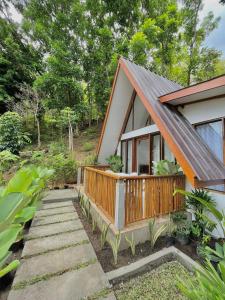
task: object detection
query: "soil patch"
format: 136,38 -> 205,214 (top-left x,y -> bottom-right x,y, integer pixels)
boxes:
73,201 -> 200,272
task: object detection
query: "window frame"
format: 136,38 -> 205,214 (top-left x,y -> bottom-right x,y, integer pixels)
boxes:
194,118 -> 225,193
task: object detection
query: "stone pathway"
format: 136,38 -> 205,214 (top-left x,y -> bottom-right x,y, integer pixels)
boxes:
8,189 -> 115,300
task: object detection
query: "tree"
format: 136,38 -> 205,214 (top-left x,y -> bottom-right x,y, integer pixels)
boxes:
0,2 -> 42,112
12,83 -> 43,148
60,108 -> 80,152
181,0 -> 221,85
129,1 -> 181,78
0,112 -> 30,154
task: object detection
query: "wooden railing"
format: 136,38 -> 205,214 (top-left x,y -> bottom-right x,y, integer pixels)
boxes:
83,166 -> 185,229
124,175 -> 185,225
84,167 -> 117,221
78,165 -> 109,185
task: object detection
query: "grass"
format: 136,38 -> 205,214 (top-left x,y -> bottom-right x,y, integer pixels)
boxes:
83,142 -> 95,152
115,261 -> 192,300
13,258 -> 97,290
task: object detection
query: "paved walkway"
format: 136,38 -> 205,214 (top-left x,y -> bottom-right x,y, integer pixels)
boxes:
8,189 -> 115,300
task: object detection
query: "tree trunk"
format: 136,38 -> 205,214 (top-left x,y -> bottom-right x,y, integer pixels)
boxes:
35,115 -> 41,148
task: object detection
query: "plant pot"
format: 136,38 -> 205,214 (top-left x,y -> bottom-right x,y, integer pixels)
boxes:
166,236 -> 175,247
176,235 -> 189,246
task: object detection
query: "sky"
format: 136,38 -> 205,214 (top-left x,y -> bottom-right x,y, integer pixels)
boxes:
9,0 -> 225,57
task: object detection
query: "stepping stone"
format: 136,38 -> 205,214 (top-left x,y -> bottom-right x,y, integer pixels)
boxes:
35,206 -> 74,217
22,230 -> 89,258
32,212 -> 78,227
27,219 -> 83,240
40,201 -> 74,210
13,243 -> 96,284
8,263 -> 111,300
43,189 -> 77,203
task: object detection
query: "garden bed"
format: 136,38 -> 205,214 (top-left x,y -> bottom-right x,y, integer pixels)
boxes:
114,260 -> 191,300
73,201 -> 201,272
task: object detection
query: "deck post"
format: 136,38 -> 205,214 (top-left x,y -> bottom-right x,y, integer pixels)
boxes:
77,167 -> 81,185
115,179 -> 125,230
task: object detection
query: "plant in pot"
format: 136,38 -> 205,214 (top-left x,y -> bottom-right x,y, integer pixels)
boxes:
106,155 -> 123,173
175,222 -> 191,245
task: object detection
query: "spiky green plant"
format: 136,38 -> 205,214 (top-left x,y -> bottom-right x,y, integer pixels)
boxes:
148,218 -> 167,249
110,232 -> 121,265
125,233 -> 136,256
178,259 -> 225,299
100,223 -> 110,249
92,217 -> 97,233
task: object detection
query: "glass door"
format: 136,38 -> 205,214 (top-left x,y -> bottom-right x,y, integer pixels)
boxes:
136,136 -> 150,175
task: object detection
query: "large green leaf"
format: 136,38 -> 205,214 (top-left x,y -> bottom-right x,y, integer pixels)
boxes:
14,206 -> 36,224
0,193 -> 28,231
0,224 -> 22,262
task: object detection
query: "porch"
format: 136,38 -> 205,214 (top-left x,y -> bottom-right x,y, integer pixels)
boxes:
78,166 -> 185,231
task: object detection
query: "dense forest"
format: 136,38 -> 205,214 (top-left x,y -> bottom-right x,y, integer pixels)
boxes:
0,0 -> 225,148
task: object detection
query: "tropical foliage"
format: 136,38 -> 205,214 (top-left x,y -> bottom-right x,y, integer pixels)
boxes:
0,166 -> 53,277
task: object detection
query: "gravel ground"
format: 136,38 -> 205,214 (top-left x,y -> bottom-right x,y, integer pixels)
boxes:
114,261 -> 193,300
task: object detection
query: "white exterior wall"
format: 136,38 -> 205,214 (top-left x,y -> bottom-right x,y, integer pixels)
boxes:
182,97 -> 225,237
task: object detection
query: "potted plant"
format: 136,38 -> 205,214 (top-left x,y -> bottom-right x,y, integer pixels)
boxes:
106,155 -> 123,173
175,222 -> 191,245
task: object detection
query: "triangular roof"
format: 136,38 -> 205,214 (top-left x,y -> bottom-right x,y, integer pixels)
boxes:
97,57 -> 225,187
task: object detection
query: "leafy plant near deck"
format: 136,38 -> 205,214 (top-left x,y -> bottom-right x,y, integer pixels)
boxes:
148,218 -> 167,249
152,160 -> 181,175
100,223 -> 110,249
0,166 -> 53,277
174,189 -> 225,238
125,233 -> 136,256
178,259 -> 225,299
106,155 -> 123,173
110,232 -> 121,265
205,242 -> 225,263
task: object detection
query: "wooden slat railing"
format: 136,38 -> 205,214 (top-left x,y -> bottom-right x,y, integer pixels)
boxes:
124,175 -> 185,225
83,166 -> 185,228
84,167 -> 116,221
79,164 -> 109,184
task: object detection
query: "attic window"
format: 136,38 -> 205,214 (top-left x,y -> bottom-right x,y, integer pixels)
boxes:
124,94 -> 154,133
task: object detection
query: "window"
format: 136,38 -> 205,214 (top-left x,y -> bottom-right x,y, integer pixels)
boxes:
164,141 -> 175,162
125,94 -> 154,133
121,141 -> 127,173
136,137 -> 150,174
196,120 -> 224,192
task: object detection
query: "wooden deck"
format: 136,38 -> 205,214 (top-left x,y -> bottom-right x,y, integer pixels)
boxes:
83,166 -> 185,228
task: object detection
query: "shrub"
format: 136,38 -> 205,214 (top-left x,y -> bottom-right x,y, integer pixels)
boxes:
46,154 -> 77,185
0,112 -> 30,154
106,155 -> 123,173
83,142 -> 94,152
49,141 -> 67,155
152,160 -> 181,175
